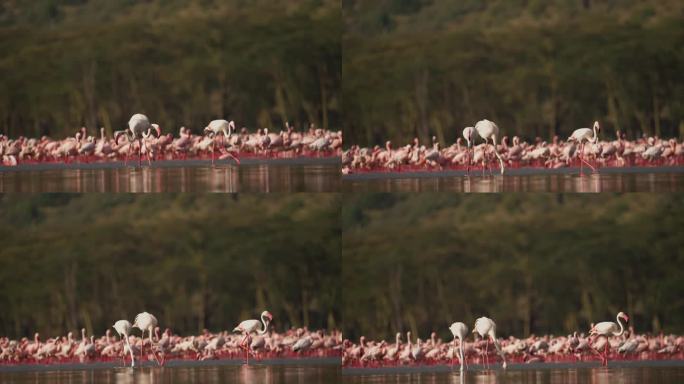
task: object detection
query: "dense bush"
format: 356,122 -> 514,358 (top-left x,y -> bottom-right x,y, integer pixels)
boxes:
343,0 -> 684,146
342,194 -> 684,341
0,194 -> 341,338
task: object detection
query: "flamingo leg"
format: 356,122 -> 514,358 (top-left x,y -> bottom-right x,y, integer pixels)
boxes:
149,329 -> 161,366
484,339 -> 489,369
579,143 -> 584,176
211,138 -> 216,166
138,138 -> 143,168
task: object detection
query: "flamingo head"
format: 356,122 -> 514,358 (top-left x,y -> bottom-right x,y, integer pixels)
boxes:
261,311 -> 273,323
151,124 -> 161,138
114,131 -> 125,145
618,312 -> 629,323
593,121 -> 600,132
203,126 -> 215,138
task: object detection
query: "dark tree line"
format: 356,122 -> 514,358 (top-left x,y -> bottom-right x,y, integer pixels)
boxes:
0,194 -> 341,339
342,194 -> 684,342
0,0 -> 340,138
343,0 -> 684,146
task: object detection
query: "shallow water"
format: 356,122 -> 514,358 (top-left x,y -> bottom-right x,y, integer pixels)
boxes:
343,366 -> 684,384
0,164 -> 340,192
342,172 -> 684,192
0,364 -> 340,384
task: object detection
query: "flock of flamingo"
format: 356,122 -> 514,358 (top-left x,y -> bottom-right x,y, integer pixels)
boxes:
342,120 -> 684,175
0,114 -> 342,167
343,312 -> 684,370
0,310 -> 342,367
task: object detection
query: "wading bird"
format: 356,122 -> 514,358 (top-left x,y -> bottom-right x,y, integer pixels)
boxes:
114,114 -> 161,167
449,322 -> 468,371
133,311 -> 160,365
204,119 -> 240,165
233,310 -> 273,364
590,311 -> 629,366
473,316 -> 507,369
568,121 -> 600,175
474,120 -> 505,175
113,320 -> 136,367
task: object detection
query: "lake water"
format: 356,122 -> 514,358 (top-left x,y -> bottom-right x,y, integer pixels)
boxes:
0,162 -> 340,192
0,363 -> 340,384
343,366 -> 684,384
342,169 -> 684,192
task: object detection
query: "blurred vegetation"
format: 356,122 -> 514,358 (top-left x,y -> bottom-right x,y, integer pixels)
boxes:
342,194 -> 684,341
0,0 -> 340,138
0,194 -> 341,339
343,0 -> 684,146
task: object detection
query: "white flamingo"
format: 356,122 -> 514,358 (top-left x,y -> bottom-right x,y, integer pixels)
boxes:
204,119 -> 240,165
474,119 -> 505,175
233,310 -> 273,364
133,311 -> 160,365
113,320 -> 136,367
114,114 -> 161,167
449,322 -> 468,371
567,121 -> 601,175
590,311 -> 629,366
473,316 -> 507,369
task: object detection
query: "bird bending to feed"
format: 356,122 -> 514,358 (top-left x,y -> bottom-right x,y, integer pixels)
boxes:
233,310 -> 273,364
449,322 -> 468,371
462,126 -> 478,175
590,311 -> 629,366
114,114 -> 161,167
568,121 -> 600,175
133,311 -> 160,365
113,320 -> 135,367
204,119 -> 240,166
474,119 -> 505,175
473,316 -> 507,369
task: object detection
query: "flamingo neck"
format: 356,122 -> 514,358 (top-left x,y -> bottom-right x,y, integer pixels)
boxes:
591,125 -> 599,143
615,315 -> 625,336
258,315 -> 270,335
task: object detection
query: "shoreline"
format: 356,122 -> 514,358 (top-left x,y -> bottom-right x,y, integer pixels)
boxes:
342,359 -> 684,375
342,165 -> 684,180
0,156 -> 340,172
0,356 -> 341,373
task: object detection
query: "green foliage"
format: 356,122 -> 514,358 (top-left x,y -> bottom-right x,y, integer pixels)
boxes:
0,0 -> 340,138
0,194 -> 341,338
343,0 -> 684,146
342,194 -> 684,341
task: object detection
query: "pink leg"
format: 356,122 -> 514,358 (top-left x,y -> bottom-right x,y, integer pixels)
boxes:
484,339 -> 489,369
137,139 -> 142,167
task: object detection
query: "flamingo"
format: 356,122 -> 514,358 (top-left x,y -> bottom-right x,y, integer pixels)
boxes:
233,310 -> 273,364
567,121 -> 600,175
473,316 -> 507,369
462,126 -> 478,175
474,119 -> 505,175
590,311 -> 629,366
133,311 -> 160,365
114,114 -> 161,167
113,320 -> 136,367
204,119 -> 240,165
449,322 -> 468,371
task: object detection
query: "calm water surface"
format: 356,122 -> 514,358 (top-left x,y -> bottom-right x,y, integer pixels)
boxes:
0,164 -> 339,192
0,364 -> 340,384
343,172 -> 684,192
343,366 -> 684,384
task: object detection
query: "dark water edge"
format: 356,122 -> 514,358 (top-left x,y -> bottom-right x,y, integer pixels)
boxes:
0,360 -> 341,384
0,162 -> 340,192
342,167 -> 684,192
343,364 -> 684,384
